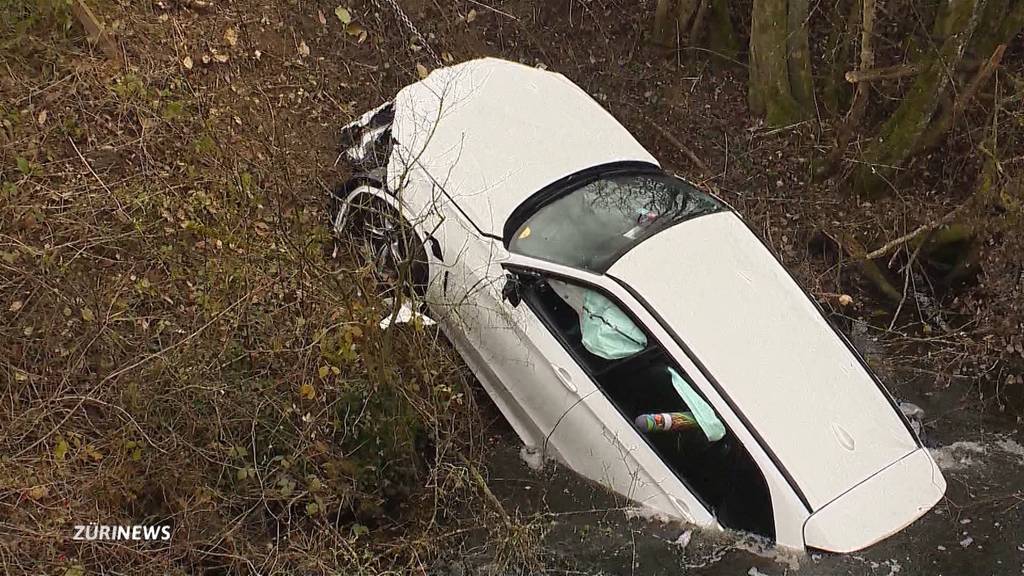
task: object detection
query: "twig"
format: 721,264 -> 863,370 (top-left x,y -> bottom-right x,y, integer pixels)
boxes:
466,0 -> 518,20
460,455 -> 511,527
889,240 -> 925,330
865,205 -> 966,259
69,136 -> 125,213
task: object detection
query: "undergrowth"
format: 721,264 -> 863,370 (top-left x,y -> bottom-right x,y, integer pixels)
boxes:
0,3 -> 513,573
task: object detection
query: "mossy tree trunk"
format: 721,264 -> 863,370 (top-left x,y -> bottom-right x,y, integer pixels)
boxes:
853,0 -> 984,196
748,0 -> 814,126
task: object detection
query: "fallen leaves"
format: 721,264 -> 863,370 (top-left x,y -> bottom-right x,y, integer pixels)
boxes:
27,485 -> 49,500
299,382 -> 316,399
297,40 -> 310,58
223,26 -> 237,47
346,22 -> 367,42
334,6 -> 351,24
182,55 -> 193,69
416,63 -> 429,79
54,437 -> 69,463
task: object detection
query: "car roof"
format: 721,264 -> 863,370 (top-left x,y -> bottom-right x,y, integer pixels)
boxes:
607,212 -> 919,510
388,57 -> 658,238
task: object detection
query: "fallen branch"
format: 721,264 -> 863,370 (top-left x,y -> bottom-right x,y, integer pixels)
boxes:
845,62 -> 923,83
865,204 -> 967,259
834,231 -> 903,302
647,119 -> 711,175
71,0 -> 120,62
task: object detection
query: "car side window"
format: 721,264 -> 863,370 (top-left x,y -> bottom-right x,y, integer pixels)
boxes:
516,271 -> 776,539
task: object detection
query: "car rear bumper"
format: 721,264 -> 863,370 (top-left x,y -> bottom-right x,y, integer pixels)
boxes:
803,448 -> 946,553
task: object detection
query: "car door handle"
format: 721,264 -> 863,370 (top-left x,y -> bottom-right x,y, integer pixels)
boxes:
669,495 -> 692,521
553,365 -> 577,394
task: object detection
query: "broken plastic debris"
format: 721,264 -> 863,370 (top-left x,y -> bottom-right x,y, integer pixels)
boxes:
378,301 -> 436,329
519,445 -> 545,471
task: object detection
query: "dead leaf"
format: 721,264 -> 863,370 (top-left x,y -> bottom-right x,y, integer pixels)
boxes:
54,437 -> 68,462
213,53 -> 229,63
838,294 -> 853,307
182,55 -> 194,69
297,40 -> 310,57
223,26 -> 238,47
416,63 -> 429,79
317,9 -> 327,25
345,23 -> 367,42
9,300 -> 23,312
335,6 -> 352,24
299,382 -> 316,399
466,8 -> 477,22
36,110 -> 47,126
28,485 -> 49,500
81,307 -> 95,322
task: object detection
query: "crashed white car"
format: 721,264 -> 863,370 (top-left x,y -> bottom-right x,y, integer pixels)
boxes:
332,58 -> 945,552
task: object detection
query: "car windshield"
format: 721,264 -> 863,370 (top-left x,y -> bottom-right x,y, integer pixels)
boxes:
509,172 -> 724,272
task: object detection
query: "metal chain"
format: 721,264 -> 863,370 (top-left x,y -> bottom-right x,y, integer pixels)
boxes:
369,0 -> 443,67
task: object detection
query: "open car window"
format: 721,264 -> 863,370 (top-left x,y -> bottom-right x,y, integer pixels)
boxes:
508,172 -> 724,273
516,271 -> 775,538
546,279 -> 724,442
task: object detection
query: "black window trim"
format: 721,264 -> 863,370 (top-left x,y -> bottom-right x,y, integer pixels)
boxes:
504,263 -> 777,530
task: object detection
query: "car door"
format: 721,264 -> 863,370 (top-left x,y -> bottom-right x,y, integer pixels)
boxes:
406,193 -> 581,456
501,262 -> 718,527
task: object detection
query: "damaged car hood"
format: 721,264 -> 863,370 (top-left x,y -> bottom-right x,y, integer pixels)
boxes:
608,212 -> 920,511
387,57 -> 658,237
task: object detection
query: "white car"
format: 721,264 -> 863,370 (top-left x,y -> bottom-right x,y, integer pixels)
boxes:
332,58 -> 945,553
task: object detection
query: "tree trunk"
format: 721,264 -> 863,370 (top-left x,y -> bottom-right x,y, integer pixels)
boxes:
705,0 -> 740,61
787,0 -> 815,110
853,0 -> 984,196
653,0 -> 676,45
823,0 -> 860,116
749,0 -> 807,125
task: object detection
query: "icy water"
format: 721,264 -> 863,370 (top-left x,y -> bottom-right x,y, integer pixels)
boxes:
471,330 -> 1024,575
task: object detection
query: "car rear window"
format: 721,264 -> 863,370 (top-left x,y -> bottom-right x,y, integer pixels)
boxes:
508,172 -> 723,272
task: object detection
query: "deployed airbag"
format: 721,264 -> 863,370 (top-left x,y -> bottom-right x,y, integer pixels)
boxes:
580,289 -> 647,359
